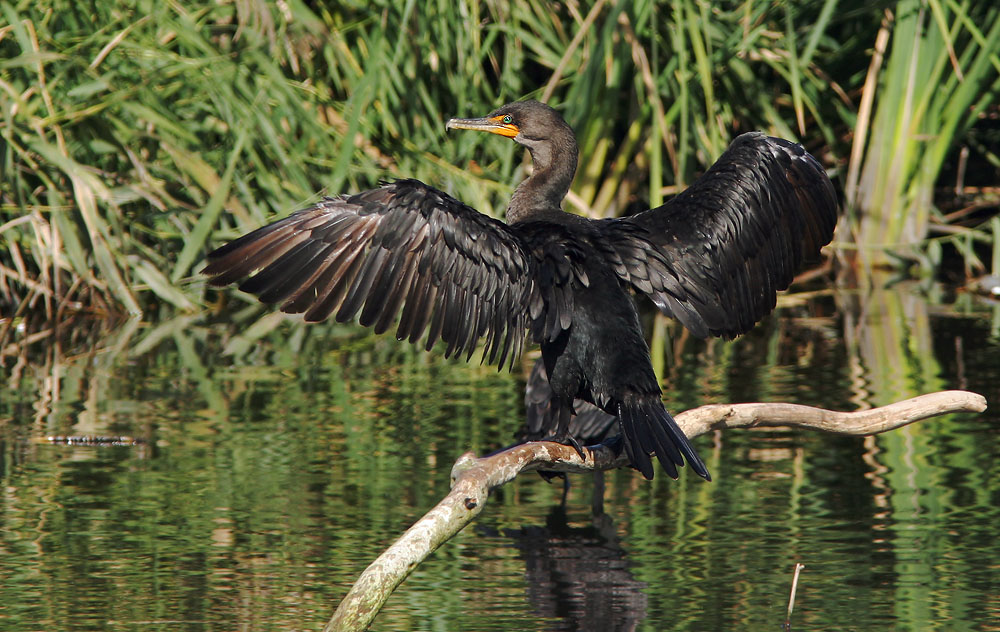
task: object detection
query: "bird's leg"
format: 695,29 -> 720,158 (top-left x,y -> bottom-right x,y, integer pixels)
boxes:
539,401 -> 587,459
591,471 -> 605,517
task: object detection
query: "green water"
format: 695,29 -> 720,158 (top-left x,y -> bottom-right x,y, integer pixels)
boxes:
2,286 -> 999,631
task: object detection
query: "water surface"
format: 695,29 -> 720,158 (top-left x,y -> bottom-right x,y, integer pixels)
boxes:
2,285 -> 998,631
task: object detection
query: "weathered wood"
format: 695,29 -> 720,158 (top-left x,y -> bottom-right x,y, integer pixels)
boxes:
325,390 -> 987,632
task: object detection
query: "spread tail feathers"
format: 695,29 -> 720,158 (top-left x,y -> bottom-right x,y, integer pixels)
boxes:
617,400 -> 711,481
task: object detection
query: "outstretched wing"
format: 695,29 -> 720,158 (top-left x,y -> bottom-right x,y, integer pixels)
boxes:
203,179 -> 533,368
600,132 -> 838,338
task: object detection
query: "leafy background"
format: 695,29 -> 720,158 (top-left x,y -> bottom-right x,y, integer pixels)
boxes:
2,0 -> 999,321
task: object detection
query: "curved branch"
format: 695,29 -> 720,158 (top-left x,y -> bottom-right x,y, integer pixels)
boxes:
324,390 -> 986,632
681,390 -> 988,437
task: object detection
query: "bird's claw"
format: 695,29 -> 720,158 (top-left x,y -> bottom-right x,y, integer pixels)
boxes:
540,432 -> 588,461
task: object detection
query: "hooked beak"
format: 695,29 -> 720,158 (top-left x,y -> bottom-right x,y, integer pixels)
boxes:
445,115 -> 519,138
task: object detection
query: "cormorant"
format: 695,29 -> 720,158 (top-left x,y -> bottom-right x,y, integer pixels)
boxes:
203,100 -> 838,481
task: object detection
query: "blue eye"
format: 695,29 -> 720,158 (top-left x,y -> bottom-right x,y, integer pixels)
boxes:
502,115 -> 512,124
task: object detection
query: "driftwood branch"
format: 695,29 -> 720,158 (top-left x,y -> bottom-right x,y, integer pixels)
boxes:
324,390 -> 986,632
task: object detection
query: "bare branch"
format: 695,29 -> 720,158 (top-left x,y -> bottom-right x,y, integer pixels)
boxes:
679,390 -> 987,437
324,390 -> 986,632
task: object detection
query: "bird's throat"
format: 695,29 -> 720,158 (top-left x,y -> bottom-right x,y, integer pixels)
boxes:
507,140 -> 578,224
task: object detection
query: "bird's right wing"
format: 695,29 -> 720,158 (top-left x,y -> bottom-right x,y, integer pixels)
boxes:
203,179 -> 534,369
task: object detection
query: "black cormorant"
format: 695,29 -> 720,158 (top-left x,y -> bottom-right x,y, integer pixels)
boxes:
203,100 -> 838,481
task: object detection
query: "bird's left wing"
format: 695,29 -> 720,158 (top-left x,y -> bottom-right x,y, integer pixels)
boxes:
598,132 -> 838,338
203,179 -> 534,368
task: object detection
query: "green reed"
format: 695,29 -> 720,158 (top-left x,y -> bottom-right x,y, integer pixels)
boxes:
845,0 -> 1000,271
1,1 -> 998,323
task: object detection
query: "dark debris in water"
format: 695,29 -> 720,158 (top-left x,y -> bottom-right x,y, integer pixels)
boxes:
38,436 -> 145,447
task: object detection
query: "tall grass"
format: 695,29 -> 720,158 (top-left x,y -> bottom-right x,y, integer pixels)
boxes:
844,0 -> 1000,271
1,1 -> 339,320
1,0 -> 998,326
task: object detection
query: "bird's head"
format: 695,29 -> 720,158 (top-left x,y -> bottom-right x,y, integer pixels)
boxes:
446,100 -> 577,174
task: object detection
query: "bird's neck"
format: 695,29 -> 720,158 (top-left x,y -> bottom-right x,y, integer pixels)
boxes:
506,134 -> 578,224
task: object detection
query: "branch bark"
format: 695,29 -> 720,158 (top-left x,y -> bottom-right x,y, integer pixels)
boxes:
324,390 -> 986,632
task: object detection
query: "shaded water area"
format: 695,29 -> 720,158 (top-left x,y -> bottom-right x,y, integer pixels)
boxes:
2,283 -> 999,631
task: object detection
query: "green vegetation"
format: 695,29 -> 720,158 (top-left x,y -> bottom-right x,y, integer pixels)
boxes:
1,0 -> 999,321
845,0 -> 1000,269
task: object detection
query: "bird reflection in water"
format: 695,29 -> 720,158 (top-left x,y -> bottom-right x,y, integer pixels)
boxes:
505,506 -> 647,632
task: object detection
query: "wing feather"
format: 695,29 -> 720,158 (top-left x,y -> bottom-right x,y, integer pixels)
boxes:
203,179 -> 534,368
600,132 -> 838,339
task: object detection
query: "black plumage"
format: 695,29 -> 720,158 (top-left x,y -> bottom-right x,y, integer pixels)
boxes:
522,357 -> 618,446
203,100 -> 838,481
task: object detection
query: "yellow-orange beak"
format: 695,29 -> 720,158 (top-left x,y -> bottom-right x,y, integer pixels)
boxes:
445,114 -> 519,138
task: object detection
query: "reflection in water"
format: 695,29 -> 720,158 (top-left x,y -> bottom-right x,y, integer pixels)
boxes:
507,509 -> 646,632
1,285 -> 998,630
834,277 -> 998,629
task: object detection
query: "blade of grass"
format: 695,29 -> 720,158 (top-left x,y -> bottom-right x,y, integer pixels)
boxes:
784,4 -> 806,136
171,127 -> 249,283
